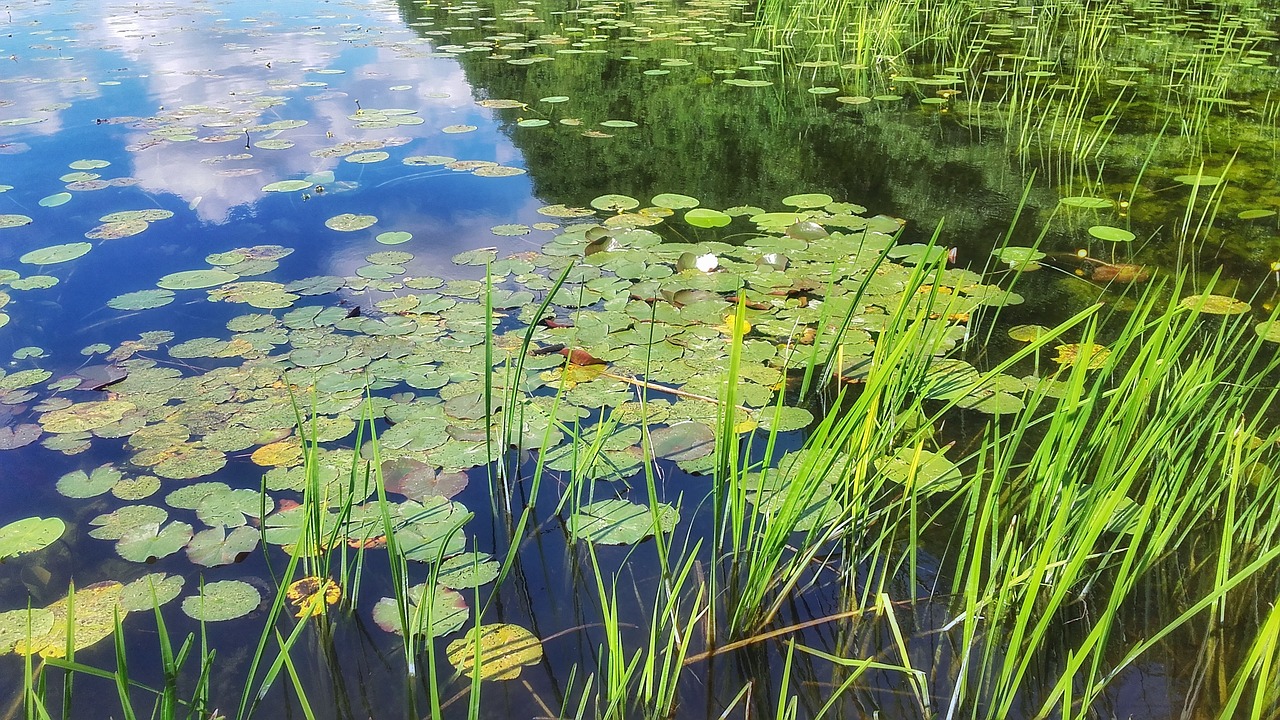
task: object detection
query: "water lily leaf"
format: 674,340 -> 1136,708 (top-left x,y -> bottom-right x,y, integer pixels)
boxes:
325,213 -> 377,232
382,458 -> 468,501
1088,225 -> 1135,242
441,124 -> 478,134
56,463 -> 122,498
108,289 -> 174,310
38,192 -> 72,208
1060,196 -> 1113,209
0,424 -> 40,450
876,446 -> 962,494
0,517 -> 65,559
1008,324 -> 1051,342
157,269 -> 238,290
446,623 -> 542,681
377,231 -> 413,245
118,573 -> 184,611
0,214 -> 33,229
684,208 -> 731,228
0,609 -> 55,653
40,400 -> 136,433
182,580 -> 261,622
782,193 -> 834,209
373,583 -> 467,638
187,525 -> 259,567
261,180 -> 312,193
1179,293 -> 1249,315
537,204 -> 595,219
756,406 -> 813,433
13,581 -> 124,657
599,119 -> 638,128
90,505 -> 168,540
1238,209 -> 1276,220
591,194 -> 640,212
116,521 -> 193,563
435,552 -> 501,589
251,440 -> 302,467
395,498 -> 470,562
567,499 -> 679,545
286,577 -> 341,618
100,210 -> 173,223
1054,343 -> 1111,369
648,422 -> 715,461
992,246 -> 1045,270
1173,174 -> 1221,187
651,193 -> 699,209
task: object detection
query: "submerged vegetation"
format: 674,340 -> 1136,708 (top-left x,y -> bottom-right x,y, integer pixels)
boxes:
0,0 -> 1279,718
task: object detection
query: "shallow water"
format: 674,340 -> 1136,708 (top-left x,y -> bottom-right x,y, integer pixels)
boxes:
1,0 -> 1277,718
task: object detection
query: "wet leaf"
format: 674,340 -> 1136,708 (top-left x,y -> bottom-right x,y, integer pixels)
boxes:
181,580 -> 261,622
13,581 -> 124,657
567,499 -> 679,545
446,623 -> 542,681
0,517 -> 65,560
286,577 -> 341,618
373,583 -> 467,638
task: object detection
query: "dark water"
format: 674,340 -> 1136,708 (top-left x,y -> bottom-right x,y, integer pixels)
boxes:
0,0 -> 1275,718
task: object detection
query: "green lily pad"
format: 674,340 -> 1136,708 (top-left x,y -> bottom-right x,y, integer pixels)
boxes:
652,193 -> 699,209
182,580 -> 261,622
648,421 -> 715,461
187,526 -> 260,567
261,180 -> 313,193
56,463 -> 123,498
0,215 -> 33,229
684,208 -> 731,228
377,231 -> 413,245
13,581 -> 124,657
20,242 -> 92,266
118,573 -> 185,611
755,406 -> 814,433
591,194 -> 640,212
435,552 -> 501,589
1060,196 -> 1113,209
567,499 -> 679,545
0,517 -> 65,559
157,269 -> 238,290
108,289 -> 175,311
782,193 -> 834,209
1088,225 -> 1135,242
116,521 -> 194,563
38,192 -> 72,208
876,446 -> 963,494
372,583 -> 468,638
325,213 -> 377,232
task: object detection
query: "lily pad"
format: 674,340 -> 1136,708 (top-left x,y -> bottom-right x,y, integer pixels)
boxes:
13,581 -> 124,657
325,213 -> 377,232
1179,293 -> 1250,315
684,208 -> 731,228
372,583 -> 468,638
567,499 -> 679,545
876,446 -> 963,494
109,289 -> 175,310
181,580 -> 261,622
782,193 -> 834,209
1088,225 -> 1135,243
157,269 -> 238,290
591,194 -> 640,212
446,623 -> 543,681
0,517 -> 65,560
648,421 -> 715,461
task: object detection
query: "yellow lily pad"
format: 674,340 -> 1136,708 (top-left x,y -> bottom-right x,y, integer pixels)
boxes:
446,623 -> 543,681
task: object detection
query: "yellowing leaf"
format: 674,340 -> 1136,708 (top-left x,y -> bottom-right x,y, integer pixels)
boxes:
286,577 -> 341,618
251,440 -> 302,467
39,400 -> 136,434
13,581 -> 125,658
446,623 -> 542,681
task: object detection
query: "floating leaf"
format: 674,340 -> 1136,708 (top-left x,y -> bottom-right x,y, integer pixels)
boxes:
0,609 -> 55,654
652,193 -> 699,209
567,499 -> 679,545
0,214 -> 33,229
876,446 -> 963,494
56,463 -> 122,498
1088,225 -> 1135,243
108,289 -> 175,310
648,422 -> 715,461
181,580 -> 261,622
782,193 -> 834,209
13,581 -> 124,657
40,400 -> 136,433
0,424 -> 40,450
261,180 -> 312,193
591,194 -> 640,212
684,208 -> 731,228
0,517 -> 65,560
1054,343 -> 1112,369
373,583 -> 467,638
441,124 -> 478,134
118,573 -> 184,611
435,552 -> 501,589
1179,293 -> 1250,315
187,526 -> 259,567
1060,196 -> 1113,209
446,623 -> 543,681
38,192 -> 72,208
20,243 -> 92,266
377,231 -> 413,245
116,521 -> 193,563
157,269 -> 238,290
325,213 -> 377,232
286,577 -> 341,618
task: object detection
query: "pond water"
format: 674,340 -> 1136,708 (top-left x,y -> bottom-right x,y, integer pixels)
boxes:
1,0 -> 1279,718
